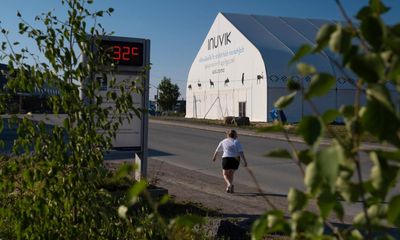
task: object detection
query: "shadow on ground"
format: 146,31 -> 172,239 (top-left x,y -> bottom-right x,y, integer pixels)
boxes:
104,148 -> 173,161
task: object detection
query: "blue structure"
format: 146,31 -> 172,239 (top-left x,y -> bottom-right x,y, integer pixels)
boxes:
269,108 -> 287,123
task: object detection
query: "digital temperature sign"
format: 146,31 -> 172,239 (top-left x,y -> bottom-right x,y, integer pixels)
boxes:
101,40 -> 144,67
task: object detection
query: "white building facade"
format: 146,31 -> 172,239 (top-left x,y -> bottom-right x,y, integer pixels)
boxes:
186,13 -> 398,122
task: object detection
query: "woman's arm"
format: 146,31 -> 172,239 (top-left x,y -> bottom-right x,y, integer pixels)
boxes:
212,151 -> 218,162
239,152 -> 247,167
213,141 -> 223,162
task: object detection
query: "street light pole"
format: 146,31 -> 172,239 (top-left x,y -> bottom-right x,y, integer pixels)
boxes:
150,83 -> 160,112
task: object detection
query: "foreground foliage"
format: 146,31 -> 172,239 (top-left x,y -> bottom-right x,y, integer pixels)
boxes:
0,0 -> 203,239
252,0 -> 400,239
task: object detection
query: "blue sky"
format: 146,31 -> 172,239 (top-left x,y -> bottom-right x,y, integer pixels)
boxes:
1,0 -> 400,100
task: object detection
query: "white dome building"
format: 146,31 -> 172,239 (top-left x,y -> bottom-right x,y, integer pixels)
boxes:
186,12 -> 372,122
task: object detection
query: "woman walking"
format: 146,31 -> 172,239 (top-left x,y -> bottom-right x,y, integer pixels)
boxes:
212,130 -> 247,193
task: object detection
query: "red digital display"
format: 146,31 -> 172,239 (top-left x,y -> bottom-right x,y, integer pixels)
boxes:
101,40 -> 144,67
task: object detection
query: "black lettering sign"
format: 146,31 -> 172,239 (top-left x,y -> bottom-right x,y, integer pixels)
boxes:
207,32 -> 232,50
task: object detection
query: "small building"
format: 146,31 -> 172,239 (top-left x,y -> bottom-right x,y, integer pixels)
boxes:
185,13 -> 397,122
0,63 -> 60,114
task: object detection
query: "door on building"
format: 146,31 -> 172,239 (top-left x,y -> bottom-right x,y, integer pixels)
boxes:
239,101 -> 246,117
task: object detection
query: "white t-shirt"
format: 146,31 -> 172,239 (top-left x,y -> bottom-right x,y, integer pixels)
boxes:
215,138 -> 243,158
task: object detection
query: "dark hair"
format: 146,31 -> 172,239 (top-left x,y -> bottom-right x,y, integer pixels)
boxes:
227,129 -> 237,139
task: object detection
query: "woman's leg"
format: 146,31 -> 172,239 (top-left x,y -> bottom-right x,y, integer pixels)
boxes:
229,170 -> 235,192
230,170 -> 235,183
222,170 -> 231,188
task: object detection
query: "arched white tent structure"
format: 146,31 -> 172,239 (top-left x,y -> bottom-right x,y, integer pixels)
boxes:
185,12 -> 376,122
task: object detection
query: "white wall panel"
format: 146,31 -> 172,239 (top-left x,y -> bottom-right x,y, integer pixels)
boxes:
186,13 -> 267,121
187,13 -> 365,123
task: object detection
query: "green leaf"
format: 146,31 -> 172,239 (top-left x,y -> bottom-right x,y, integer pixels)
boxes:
366,83 -> 394,111
297,63 -> 316,76
158,194 -> 171,205
127,180 -> 147,205
317,190 -> 337,219
377,150 -> 400,162
340,105 -> 355,120
361,16 -> 386,50
115,163 -> 137,179
63,118 -> 70,129
356,6 -> 372,21
389,58 -> 400,84
315,143 -> 342,192
336,177 -> 361,202
343,45 -> 359,66
361,99 -> 400,147
322,109 -> 340,124
288,188 -> 308,213
370,0 -> 390,15
291,211 -> 324,237
22,169 -> 32,185
305,162 -> 321,195
297,149 -> 313,165
305,73 -> 336,99
274,91 -> 297,109
315,24 -> 337,52
354,212 -> 367,226
370,151 -> 399,198
348,53 -> 385,83
349,229 -> 364,240
329,26 -> 352,53
251,211 -> 289,240
297,116 -> 322,146
95,11 -> 104,17
290,44 -> 313,64
252,214 -> 268,240
264,149 -> 291,159
333,201 -> 344,221
388,195 -> 400,226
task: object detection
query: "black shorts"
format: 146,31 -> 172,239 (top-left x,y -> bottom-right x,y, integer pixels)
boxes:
222,157 -> 240,170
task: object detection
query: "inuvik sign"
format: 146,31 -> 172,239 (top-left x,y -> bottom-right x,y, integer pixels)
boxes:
207,32 -> 231,50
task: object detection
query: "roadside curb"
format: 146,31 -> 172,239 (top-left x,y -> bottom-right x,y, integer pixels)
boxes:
149,118 -> 393,150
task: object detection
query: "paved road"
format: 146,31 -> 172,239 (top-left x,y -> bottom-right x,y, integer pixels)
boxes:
149,120 -> 307,195
147,120 -> 400,220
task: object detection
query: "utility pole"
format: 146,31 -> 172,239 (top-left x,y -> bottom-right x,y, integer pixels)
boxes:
150,83 -> 160,112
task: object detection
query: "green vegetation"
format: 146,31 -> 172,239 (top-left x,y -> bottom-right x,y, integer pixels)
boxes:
1,0 -> 400,239
157,76 -> 181,112
252,0 -> 400,239
0,0 -> 203,239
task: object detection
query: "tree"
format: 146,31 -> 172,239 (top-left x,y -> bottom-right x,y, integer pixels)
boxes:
157,76 -> 180,111
251,0 -> 400,239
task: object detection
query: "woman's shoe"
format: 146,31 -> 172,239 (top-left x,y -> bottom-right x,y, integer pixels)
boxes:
226,186 -> 231,193
230,185 -> 234,193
